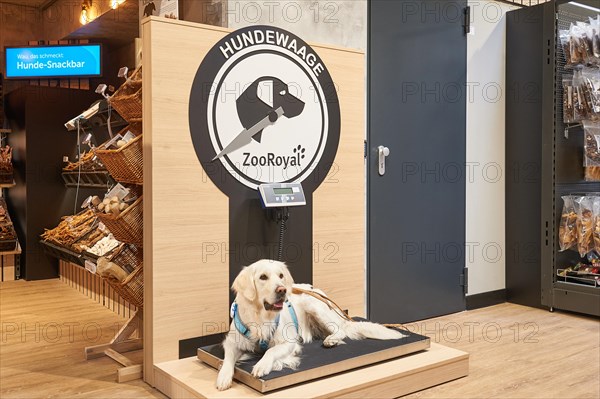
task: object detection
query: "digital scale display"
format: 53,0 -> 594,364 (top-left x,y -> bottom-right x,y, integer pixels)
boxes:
273,188 -> 294,195
258,183 -> 306,208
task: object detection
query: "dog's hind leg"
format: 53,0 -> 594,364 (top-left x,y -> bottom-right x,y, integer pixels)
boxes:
344,321 -> 406,341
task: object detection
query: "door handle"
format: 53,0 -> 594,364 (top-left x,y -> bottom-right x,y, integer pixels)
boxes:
378,146 -> 390,176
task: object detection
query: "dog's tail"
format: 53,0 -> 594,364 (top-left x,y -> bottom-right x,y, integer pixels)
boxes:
343,321 -> 405,340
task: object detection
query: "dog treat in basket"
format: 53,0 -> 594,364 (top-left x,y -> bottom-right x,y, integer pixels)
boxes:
63,151 -> 104,172
41,209 -> 96,247
559,196 -> 579,252
96,257 -> 129,282
0,223 -> 16,241
576,196 -> 595,257
94,195 -> 130,217
84,235 -> 120,256
71,228 -> 105,253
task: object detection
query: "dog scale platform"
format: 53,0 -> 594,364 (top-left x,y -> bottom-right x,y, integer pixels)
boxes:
197,329 -> 430,393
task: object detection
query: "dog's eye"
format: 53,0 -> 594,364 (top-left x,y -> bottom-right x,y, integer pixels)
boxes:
279,273 -> 284,279
279,90 -> 286,96
259,274 -> 268,281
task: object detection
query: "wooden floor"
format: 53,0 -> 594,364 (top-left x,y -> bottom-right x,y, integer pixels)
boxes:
0,279 -> 164,399
1,279 -> 599,398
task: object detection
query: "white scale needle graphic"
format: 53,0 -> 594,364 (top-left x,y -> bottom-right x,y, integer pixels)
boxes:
212,107 -> 285,161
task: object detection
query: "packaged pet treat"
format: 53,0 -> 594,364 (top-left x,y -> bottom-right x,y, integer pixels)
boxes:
563,75 -> 575,124
560,29 -> 572,65
589,16 -> 600,64
576,196 -> 595,257
593,197 -> 600,251
581,68 -> 600,121
582,68 -> 600,120
559,195 -> 579,251
569,23 -> 586,66
584,121 -> 600,181
573,69 -> 588,121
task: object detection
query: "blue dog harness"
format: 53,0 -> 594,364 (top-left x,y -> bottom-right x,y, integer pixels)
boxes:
231,301 -> 300,352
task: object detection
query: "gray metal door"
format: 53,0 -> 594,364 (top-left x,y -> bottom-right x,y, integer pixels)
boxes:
368,0 -> 467,323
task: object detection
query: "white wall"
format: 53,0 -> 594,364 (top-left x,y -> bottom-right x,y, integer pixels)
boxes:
226,0 -> 367,50
466,0 -> 516,295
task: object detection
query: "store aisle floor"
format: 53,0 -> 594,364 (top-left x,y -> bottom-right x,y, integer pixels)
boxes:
1,279 -> 599,398
0,279 -> 163,399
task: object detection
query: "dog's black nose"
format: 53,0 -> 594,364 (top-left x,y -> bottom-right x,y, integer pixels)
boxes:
276,286 -> 287,294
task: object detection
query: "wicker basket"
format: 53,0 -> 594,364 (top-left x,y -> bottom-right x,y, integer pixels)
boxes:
110,243 -> 142,274
103,243 -> 143,308
106,265 -> 143,309
109,67 -> 142,123
97,197 -> 143,246
95,127 -> 143,185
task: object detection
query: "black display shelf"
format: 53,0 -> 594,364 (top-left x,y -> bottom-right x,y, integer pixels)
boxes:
506,0 -> 600,317
39,240 -> 85,267
61,170 -> 112,189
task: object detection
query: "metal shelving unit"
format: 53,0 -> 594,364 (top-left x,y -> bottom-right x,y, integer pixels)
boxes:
506,0 -> 600,317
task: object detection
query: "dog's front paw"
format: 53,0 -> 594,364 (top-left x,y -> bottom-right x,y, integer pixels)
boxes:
252,358 -> 273,378
216,368 -> 234,391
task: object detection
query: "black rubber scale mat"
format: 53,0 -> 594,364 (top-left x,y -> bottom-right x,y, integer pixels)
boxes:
197,329 -> 430,393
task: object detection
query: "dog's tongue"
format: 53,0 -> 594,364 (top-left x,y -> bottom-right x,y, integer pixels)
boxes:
274,301 -> 284,309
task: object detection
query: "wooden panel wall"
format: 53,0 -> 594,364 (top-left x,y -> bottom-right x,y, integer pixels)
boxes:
142,17 -> 365,384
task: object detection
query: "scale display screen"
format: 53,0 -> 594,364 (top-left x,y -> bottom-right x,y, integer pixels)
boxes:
258,183 -> 306,208
273,188 -> 294,195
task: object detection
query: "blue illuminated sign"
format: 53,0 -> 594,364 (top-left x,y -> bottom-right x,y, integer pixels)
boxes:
4,44 -> 102,79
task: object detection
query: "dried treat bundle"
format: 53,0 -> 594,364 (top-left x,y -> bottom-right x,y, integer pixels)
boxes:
576,196 -> 595,257
585,166 -> 600,181
584,121 -> 600,181
41,209 -> 96,246
559,196 -> 579,252
594,197 -> 600,251
563,20 -> 600,67
0,146 -> 13,173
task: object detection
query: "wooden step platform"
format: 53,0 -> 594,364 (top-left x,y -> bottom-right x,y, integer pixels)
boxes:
153,343 -> 468,398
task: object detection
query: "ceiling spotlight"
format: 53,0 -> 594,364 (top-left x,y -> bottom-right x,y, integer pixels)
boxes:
80,5 -> 89,25
111,0 -> 126,9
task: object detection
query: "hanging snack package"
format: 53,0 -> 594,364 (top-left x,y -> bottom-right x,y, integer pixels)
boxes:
577,22 -> 594,64
563,75 -> 575,124
559,195 -> 579,251
584,121 -> 600,181
560,29 -> 572,65
590,16 -> 600,65
573,69 -> 588,121
570,23 -> 586,66
594,196 -> 600,251
576,196 -> 595,257
582,68 -> 600,121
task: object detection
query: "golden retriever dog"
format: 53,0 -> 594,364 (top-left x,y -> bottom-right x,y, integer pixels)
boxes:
216,259 -> 405,391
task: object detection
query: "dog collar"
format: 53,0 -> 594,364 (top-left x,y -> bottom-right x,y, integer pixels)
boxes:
230,301 -> 299,352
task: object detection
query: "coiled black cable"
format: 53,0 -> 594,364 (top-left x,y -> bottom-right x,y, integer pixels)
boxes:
277,217 -> 287,261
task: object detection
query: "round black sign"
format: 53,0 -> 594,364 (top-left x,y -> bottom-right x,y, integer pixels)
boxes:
189,25 -> 340,195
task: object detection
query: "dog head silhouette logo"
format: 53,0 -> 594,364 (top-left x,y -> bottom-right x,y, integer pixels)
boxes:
189,26 -> 340,193
237,77 -> 305,143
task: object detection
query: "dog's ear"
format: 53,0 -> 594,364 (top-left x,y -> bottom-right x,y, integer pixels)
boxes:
281,263 -> 295,288
232,266 -> 256,302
